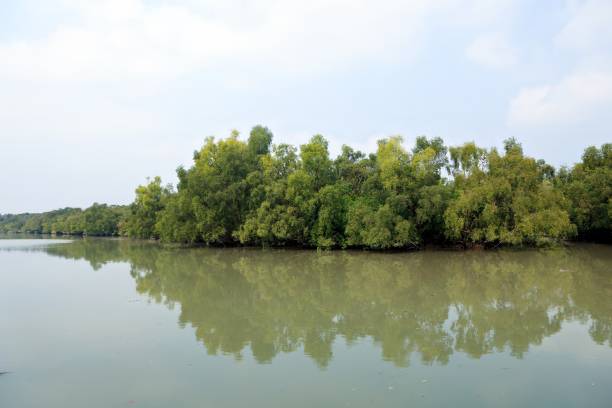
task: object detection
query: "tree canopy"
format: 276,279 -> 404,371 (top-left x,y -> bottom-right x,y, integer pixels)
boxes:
0,204 -> 127,236
120,127 -> 609,248
2,127 -> 609,248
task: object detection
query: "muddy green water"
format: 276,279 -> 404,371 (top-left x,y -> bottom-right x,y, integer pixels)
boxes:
0,238 -> 611,407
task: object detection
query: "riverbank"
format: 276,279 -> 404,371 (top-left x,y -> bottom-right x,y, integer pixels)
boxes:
2,232 -> 609,252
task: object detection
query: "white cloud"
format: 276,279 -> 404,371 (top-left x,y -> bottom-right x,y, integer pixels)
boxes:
440,0 -> 518,26
555,0 -> 612,52
0,0 -> 440,81
0,0 -> 526,82
508,71 -> 612,125
507,0 -> 612,126
466,33 -> 517,69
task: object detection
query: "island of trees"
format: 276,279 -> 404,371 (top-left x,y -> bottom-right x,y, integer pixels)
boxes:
1,126 -> 610,248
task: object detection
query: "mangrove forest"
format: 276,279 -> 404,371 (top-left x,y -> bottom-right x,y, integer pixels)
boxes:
1,126 -> 610,248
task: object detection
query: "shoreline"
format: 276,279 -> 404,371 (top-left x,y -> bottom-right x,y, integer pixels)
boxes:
1,232 -> 609,251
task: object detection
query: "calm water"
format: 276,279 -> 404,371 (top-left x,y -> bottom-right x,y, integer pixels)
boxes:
0,238 -> 611,407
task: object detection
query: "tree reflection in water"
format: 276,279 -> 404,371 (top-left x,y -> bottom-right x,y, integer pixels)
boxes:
45,240 -> 612,368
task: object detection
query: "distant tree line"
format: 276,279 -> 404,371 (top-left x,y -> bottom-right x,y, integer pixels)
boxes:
0,204 -> 128,236
1,126 -> 610,247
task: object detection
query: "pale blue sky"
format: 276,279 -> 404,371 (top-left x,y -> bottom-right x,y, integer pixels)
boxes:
1,0 -> 611,213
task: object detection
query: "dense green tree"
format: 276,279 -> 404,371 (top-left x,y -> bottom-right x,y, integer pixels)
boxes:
0,213 -> 32,233
448,141 -> 487,178
558,144 -> 611,241
247,125 -> 273,156
0,205 -> 127,236
80,203 -> 125,236
155,191 -> 200,243
3,126 -> 608,248
311,182 -> 351,248
444,139 -> 575,246
125,176 -> 171,239
157,132 -> 254,244
300,134 -> 334,189
236,143 -> 302,245
343,135 -> 450,249
346,200 -> 419,249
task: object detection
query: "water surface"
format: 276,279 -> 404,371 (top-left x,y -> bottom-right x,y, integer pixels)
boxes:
1,238 -> 611,407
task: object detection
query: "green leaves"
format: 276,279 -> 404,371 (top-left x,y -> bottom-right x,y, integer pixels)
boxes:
125,176 -> 170,239
377,136 -> 411,192
346,200 -> 419,249
444,142 -> 575,247
558,144 -> 611,241
311,182 -> 351,248
0,205 -> 128,236
300,134 -> 334,189
6,126 -> 606,249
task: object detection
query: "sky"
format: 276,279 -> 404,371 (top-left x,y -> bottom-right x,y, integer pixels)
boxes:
1,0 -> 611,213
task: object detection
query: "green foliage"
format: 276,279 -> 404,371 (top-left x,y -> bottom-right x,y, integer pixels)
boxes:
125,176 -> 171,239
444,139 -> 575,246
311,182 -> 351,248
4,126 -> 608,249
377,136 -> 411,192
300,134 -> 334,189
346,200 -> 419,249
448,142 -> 487,178
0,205 -> 127,236
157,132 -> 255,244
0,213 -> 32,233
558,144 -> 611,241
247,125 -> 273,156
415,184 -> 453,242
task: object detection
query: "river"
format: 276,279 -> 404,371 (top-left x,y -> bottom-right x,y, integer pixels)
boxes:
0,237 -> 611,407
